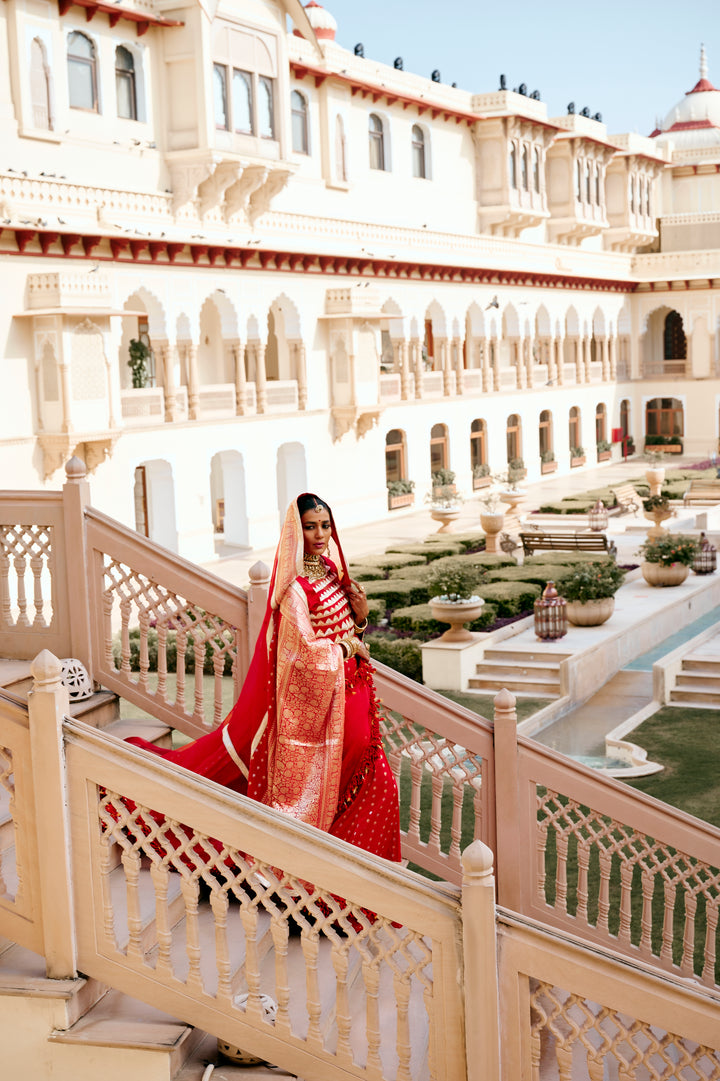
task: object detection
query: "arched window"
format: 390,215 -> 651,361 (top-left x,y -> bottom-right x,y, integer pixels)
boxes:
533,147 -> 541,192
232,70 -> 253,133
67,31 -> 98,112
335,114 -> 347,181
423,318 -> 434,367
646,398 -> 683,439
569,406 -> 581,451
115,46 -> 136,120
539,410 -> 553,458
412,124 -> 426,179
620,399 -> 630,439
506,414 -> 522,463
369,113 -> 385,171
30,37 -> 52,129
663,311 -> 686,360
291,90 -> 309,153
430,423 -> 449,474
385,429 -> 407,484
521,145 -> 529,189
595,402 -> 607,444
470,419 -> 487,473
509,144 -> 517,188
213,64 -> 228,129
258,75 -> 274,138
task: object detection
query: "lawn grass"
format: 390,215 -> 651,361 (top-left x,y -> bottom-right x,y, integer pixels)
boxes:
622,706 -> 720,827
436,689 -> 550,725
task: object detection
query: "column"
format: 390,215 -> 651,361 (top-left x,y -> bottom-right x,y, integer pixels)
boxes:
453,336 -> 464,396
555,337 -> 565,385
59,358 -> 72,433
480,338 -> 491,392
186,342 -> 199,419
436,337 -> 451,395
583,336 -> 592,382
295,341 -> 307,410
524,337 -> 534,388
608,335 -> 618,380
231,339 -> 246,415
393,338 -> 410,400
514,339 -> 526,389
573,337 -> 583,384
255,342 -> 267,414
158,340 -> 179,422
410,337 -> 423,399
490,337 -> 500,391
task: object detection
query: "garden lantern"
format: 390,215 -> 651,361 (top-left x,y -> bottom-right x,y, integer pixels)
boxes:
693,532 -> 717,575
534,581 -> 567,640
588,499 -> 609,532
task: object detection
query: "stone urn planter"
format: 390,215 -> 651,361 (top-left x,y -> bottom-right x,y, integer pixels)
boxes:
430,507 -> 462,533
641,562 -> 689,587
429,596 -> 485,643
643,506 -> 673,539
644,465 -> 665,497
566,597 -> 615,626
479,510 -> 505,553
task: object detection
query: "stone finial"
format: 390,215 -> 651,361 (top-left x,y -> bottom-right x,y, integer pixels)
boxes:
65,456 -> 87,481
248,560 -> 271,584
700,43 -> 708,81
493,687 -> 516,711
30,649 -> 63,687
461,838 -> 495,877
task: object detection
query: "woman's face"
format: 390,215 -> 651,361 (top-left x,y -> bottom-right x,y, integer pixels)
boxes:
301,508 -> 332,555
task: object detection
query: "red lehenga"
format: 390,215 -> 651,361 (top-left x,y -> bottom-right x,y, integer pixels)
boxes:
127,497 -> 401,864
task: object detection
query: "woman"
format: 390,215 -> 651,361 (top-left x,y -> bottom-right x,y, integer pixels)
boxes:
129,493 -> 401,864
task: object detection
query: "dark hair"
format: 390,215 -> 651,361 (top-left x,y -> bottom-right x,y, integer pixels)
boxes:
297,492 -> 330,517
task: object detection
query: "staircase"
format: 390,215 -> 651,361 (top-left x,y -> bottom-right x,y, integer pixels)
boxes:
669,630 -> 720,707
467,647 -> 569,697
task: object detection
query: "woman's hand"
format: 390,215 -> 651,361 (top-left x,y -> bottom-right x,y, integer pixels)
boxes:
346,578 -> 369,623
354,638 -> 371,662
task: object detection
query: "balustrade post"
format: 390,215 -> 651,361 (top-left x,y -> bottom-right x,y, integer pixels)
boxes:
28,649 -> 77,978
492,688 -> 522,912
247,560 -> 270,651
62,457 -> 93,673
461,840 -> 501,1081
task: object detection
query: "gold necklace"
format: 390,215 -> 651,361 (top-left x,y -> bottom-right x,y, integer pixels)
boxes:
302,553 -> 326,580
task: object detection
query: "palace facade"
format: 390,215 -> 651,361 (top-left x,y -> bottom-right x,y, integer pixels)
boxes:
1,0 -> 719,559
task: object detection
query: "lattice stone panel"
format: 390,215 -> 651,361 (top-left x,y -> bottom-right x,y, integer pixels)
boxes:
0,745 -> 17,902
0,523 -> 54,630
98,787 -> 435,1079
103,557 -> 241,729
529,979 -> 720,1081
537,785 -> 720,986
380,704 -> 484,878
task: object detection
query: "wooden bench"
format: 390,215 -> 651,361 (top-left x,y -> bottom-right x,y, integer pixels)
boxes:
683,478 -> 720,505
520,532 -> 617,558
610,484 -> 642,516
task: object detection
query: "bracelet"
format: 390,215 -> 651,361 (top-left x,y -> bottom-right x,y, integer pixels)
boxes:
354,617 -> 368,634
339,636 -> 357,660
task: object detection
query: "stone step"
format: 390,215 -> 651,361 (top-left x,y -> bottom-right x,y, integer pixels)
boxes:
680,659 -> 720,674
669,688 -> 720,705
482,649 -> 570,665
473,662 -> 561,680
103,718 -> 173,748
667,695 -> 720,710
674,674 -> 720,692
173,1031 -> 301,1080
468,676 -> 560,695
0,941 -> 107,1027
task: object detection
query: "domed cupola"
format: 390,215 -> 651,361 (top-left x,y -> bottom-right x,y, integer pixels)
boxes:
651,46 -> 720,150
303,1 -> 337,41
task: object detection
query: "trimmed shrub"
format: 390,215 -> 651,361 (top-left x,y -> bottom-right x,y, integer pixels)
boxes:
426,531 -> 487,551
365,597 -> 386,623
366,635 -> 423,682
385,543 -> 465,561
352,553 -> 427,571
523,552 -> 614,567
476,581 -> 542,617
362,577 -> 430,608
483,565 -> 576,587
348,564 -> 389,581
391,602 -> 498,638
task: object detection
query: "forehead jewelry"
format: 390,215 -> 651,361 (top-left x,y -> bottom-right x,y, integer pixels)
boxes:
313,501 -> 324,513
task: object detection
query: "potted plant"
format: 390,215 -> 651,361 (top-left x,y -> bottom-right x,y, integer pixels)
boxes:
427,469 -> 462,533
639,534 -> 699,587
128,338 -> 152,389
642,493 -> 673,538
426,562 -> 485,643
561,561 -> 626,626
645,434 -> 684,454
596,439 -> 611,462
508,457 -> 526,483
541,449 -> 558,475
570,445 -> 586,467
387,479 -> 415,510
472,463 -> 492,490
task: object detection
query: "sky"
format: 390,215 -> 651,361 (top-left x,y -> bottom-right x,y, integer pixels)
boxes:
324,0 -> 719,136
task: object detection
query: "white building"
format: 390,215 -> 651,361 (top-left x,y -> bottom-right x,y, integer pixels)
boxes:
1,0 -> 718,560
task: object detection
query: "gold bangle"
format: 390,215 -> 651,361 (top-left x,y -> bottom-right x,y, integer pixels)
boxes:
354,617 -> 368,634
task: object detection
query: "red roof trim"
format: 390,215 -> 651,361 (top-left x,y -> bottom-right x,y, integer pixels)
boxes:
666,118 -> 719,133
687,77 -> 718,94
56,0 -> 183,34
0,225 -> 636,294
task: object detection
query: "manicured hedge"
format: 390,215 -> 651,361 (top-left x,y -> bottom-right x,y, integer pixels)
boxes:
482,565 -> 576,587
366,635 -> 423,682
523,552 -> 614,567
386,551 -> 514,580
384,543 -> 465,561
352,552 -> 427,571
365,597 -> 386,623
425,531 -> 487,551
475,581 -> 542,617
362,577 -> 430,607
348,564 -> 389,581
390,602 -> 498,638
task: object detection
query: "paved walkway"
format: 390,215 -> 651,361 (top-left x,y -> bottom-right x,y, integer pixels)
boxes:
202,455 -> 704,588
